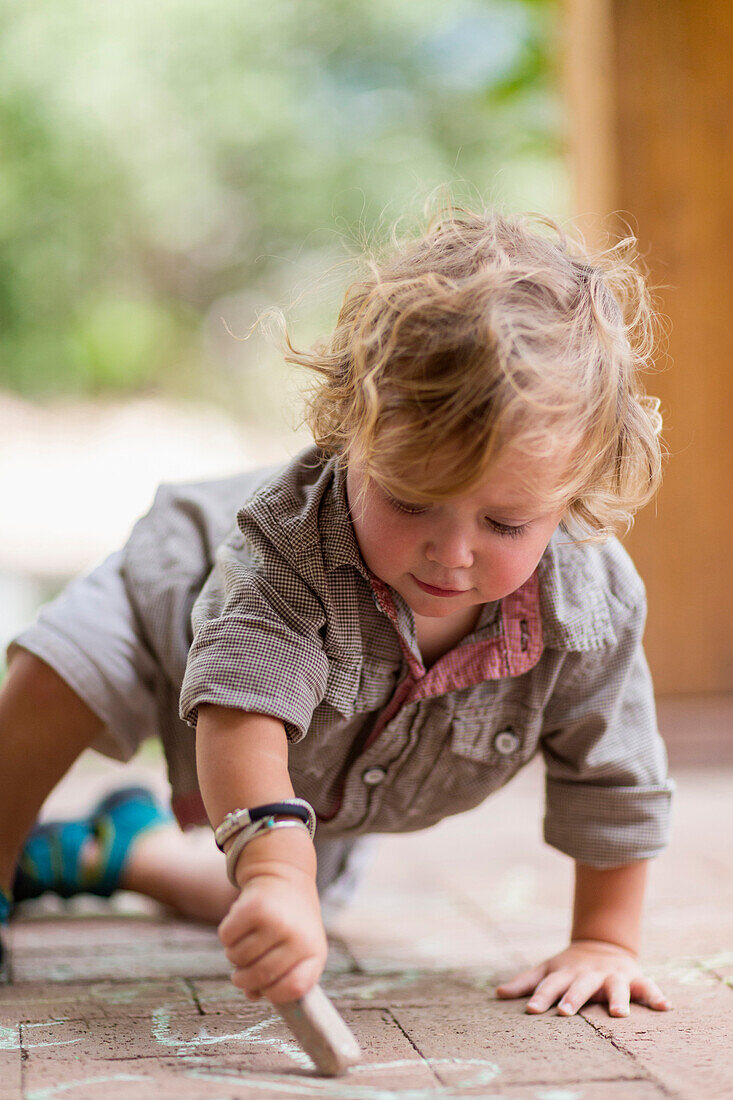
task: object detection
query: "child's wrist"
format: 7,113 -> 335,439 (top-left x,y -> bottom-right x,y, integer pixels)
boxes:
570,936 -> 639,959
229,827 -> 316,890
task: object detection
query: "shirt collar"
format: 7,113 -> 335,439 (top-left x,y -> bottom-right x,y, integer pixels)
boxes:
537,528 -> 618,651
321,452 -> 371,576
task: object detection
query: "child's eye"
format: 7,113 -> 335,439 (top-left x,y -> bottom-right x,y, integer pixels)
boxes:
386,491 -> 528,537
385,493 -> 429,515
487,519 -> 528,539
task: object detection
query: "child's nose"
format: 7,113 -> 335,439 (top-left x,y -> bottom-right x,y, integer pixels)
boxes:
424,530 -> 474,571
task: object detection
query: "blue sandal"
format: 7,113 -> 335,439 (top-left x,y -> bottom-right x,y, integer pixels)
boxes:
89,785 -> 174,897
12,786 -> 173,904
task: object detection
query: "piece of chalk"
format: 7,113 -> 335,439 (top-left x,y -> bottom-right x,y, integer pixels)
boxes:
277,983 -> 362,1076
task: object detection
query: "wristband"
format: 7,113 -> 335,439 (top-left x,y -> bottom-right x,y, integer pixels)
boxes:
215,799 -> 316,851
225,818 -> 310,887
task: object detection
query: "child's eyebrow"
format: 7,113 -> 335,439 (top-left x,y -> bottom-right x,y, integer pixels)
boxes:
386,482 -> 552,521
459,499 -> 545,523
486,508 -> 539,524
462,494 -> 545,521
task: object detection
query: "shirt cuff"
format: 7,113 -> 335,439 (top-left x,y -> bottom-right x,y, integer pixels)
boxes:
179,618 -> 329,742
544,776 -> 675,868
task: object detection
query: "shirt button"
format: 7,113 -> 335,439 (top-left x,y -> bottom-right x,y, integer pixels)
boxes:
493,728 -> 520,755
362,766 -> 387,786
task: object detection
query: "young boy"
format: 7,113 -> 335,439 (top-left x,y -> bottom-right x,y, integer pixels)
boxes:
1,207 -> 673,1018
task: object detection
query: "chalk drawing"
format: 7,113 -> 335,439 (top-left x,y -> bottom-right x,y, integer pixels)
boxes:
19,1063 -> 577,1100
25,1074 -> 150,1100
652,951 -> 733,987
0,1019 -> 82,1050
193,970 -> 424,1008
182,1054 -> 502,1099
535,1091 -> 583,1100
324,971 -> 421,1001
151,1006 -> 312,1068
0,1023 -> 17,1049
87,983 -> 147,1005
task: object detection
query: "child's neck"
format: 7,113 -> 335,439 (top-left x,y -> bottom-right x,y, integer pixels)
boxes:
413,604 -> 483,668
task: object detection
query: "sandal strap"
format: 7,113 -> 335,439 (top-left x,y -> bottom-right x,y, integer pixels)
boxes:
13,819 -> 94,902
0,888 -> 12,924
90,786 -> 173,898
12,786 -> 173,903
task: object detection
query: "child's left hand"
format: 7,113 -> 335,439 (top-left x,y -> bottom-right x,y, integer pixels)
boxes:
496,939 -> 672,1017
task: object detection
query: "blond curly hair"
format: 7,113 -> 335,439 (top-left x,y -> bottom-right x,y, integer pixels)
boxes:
283,204 -> 665,541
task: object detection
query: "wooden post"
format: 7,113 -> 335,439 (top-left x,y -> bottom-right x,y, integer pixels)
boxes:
563,0 -> 733,695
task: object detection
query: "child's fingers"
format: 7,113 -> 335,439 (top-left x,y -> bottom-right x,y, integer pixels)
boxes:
231,939 -> 291,996
218,894 -> 285,950
258,954 -> 324,1005
217,904 -> 249,947
496,964 -> 547,999
223,926 -> 280,970
525,970 -> 572,1013
605,975 -> 631,1017
556,971 -> 605,1016
630,977 -> 672,1011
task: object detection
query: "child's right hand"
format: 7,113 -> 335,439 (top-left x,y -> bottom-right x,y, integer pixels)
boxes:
217,859 -> 328,1005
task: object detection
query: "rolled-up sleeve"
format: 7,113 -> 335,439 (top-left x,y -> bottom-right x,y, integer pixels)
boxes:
179,518 -> 329,742
541,594 -> 674,868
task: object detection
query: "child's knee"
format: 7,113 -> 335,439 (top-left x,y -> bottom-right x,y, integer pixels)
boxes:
2,645 -> 102,738
6,645 -> 74,701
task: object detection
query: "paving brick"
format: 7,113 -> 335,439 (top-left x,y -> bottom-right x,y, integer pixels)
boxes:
581,978 -> 733,1100
0,979 -> 193,1023
194,968 -> 489,1015
0,1024 -> 22,1100
493,1086 -> 667,1098
641,906 -> 733,961
324,968 -> 491,1009
705,951 -> 733,986
9,948 -> 229,984
22,1068 -> 250,1100
6,916 -> 231,986
174,1006 -> 440,1095
3,752 -> 731,1098
7,917 -> 218,953
21,1006 -> 438,1096
647,952 -> 733,991
330,891 -> 512,972
391,1001 -> 641,1086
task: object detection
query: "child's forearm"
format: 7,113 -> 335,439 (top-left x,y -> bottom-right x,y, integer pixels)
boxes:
195,704 -> 316,889
571,859 -> 649,955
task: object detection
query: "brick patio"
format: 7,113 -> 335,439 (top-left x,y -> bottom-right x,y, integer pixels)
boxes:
2,743 -> 732,1100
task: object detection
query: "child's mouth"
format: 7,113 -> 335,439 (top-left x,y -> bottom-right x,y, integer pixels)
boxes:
411,575 -> 467,598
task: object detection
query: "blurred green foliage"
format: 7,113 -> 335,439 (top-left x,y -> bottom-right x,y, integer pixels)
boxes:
0,0 -> 565,403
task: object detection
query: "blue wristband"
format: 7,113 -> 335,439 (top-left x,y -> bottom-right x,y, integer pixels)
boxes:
0,888 -> 12,925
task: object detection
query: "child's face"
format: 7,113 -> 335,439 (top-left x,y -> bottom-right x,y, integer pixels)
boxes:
346,446 -> 568,618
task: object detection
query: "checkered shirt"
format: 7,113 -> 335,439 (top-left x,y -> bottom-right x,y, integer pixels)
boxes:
123,445 -> 673,869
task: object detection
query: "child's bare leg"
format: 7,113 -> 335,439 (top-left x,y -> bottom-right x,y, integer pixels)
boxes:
0,648 -> 104,896
119,824 -> 238,925
0,649 -> 234,926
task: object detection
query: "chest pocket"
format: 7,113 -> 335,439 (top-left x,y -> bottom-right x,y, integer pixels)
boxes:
322,655 -> 361,718
449,701 -> 541,765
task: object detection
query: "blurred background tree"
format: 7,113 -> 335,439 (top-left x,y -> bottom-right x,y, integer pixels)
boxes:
0,0 -> 564,422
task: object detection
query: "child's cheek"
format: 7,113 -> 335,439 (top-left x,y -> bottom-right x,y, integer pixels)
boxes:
488,542 -> 538,594
356,511 -> 407,580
